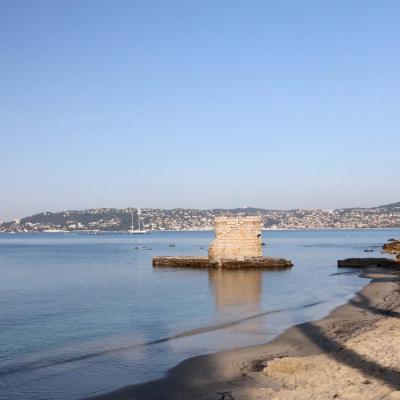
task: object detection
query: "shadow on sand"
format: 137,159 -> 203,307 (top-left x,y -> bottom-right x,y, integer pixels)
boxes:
295,271 -> 400,390
89,269 -> 400,400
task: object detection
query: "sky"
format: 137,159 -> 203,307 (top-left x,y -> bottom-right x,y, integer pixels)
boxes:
1,0 -> 400,220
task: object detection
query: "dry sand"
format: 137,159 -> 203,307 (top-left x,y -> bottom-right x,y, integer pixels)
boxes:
262,316 -> 400,400
91,268 -> 400,400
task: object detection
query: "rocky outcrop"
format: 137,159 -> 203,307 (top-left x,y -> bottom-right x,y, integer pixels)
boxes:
153,256 -> 293,269
383,239 -> 400,259
218,257 -> 293,269
338,258 -> 400,268
153,256 -> 216,268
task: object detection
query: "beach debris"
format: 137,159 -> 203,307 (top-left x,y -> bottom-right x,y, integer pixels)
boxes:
216,391 -> 234,400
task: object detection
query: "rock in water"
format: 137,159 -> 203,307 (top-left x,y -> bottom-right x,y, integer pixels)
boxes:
383,239 -> 400,255
338,258 -> 400,268
153,256 -> 293,269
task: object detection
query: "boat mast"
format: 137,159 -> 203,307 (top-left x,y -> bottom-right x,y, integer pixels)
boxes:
131,211 -> 134,231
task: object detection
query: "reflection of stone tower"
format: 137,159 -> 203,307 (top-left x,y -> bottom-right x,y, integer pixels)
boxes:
209,269 -> 265,339
208,268 -> 262,308
208,217 -> 262,262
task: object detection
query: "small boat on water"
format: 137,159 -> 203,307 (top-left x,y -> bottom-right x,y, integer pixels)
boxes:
128,208 -> 148,234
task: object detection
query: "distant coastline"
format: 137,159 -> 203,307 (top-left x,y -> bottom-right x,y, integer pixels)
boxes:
2,227 -> 400,234
1,201 -> 400,233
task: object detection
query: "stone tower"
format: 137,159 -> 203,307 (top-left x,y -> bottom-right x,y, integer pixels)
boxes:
208,216 -> 263,262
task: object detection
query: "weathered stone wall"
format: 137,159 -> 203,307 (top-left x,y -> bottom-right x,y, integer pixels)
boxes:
208,216 -> 262,262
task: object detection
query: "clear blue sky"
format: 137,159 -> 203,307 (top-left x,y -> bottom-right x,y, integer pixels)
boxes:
1,0 -> 400,220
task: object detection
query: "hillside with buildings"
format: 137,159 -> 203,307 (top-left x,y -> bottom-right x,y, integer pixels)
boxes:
1,202 -> 400,232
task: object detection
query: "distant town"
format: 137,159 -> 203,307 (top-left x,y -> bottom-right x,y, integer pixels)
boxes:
1,202 -> 400,233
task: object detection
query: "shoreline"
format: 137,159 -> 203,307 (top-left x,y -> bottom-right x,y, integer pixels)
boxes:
89,267 -> 400,400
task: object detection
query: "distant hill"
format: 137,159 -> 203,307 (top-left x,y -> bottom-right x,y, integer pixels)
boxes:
377,201 -> 400,210
1,202 -> 400,232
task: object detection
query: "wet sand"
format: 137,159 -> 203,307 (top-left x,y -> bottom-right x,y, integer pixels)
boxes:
90,267 -> 400,400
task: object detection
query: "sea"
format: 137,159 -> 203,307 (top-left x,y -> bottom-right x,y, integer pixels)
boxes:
1,229 -> 399,400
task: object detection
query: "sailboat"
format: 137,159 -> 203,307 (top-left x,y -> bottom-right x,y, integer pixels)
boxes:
128,208 -> 148,234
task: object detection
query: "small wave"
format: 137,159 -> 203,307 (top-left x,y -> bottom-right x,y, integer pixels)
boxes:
330,270 -> 361,276
0,299 -> 328,377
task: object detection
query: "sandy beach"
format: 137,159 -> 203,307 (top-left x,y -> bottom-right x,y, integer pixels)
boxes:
90,267 -> 400,400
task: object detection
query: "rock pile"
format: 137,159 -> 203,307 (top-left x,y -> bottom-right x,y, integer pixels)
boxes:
383,239 -> 400,260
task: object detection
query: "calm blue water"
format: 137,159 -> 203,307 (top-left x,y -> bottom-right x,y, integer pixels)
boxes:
0,229 -> 398,399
